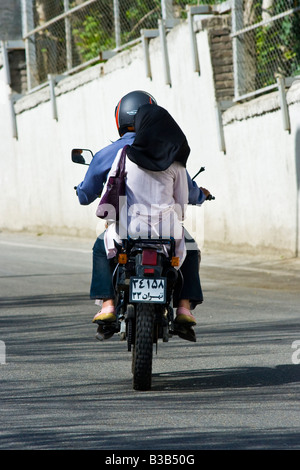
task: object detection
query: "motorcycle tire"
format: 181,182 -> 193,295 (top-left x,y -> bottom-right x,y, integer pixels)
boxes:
132,303 -> 155,391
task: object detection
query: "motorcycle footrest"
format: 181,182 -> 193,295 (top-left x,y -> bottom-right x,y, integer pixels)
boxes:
95,322 -> 118,341
94,321 -> 119,334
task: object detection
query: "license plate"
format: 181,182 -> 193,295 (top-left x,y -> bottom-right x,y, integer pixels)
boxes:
129,277 -> 166,303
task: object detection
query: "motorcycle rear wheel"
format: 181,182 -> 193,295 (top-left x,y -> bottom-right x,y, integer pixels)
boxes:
132,303 -> 155,391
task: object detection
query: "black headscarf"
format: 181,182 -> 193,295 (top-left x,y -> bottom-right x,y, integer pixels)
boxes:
126,104 -> 190,171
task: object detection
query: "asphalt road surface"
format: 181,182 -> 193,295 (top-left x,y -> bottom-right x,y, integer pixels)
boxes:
0,231 -> 300,451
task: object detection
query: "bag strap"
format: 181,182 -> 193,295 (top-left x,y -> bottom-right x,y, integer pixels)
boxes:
115,145 -> 129,176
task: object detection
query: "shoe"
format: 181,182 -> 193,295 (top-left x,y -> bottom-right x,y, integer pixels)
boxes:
92,306 -> 116,323
175,307 -> 196,326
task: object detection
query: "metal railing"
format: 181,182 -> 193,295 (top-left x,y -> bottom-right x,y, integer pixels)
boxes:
21,0 -> 228,89
20,1 -> 300,99
22,0 -> 161,88
232,0 -> 300,101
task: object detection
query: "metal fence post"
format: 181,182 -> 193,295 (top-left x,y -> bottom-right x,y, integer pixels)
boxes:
114,0 -> 121,48
215,101 -> 226,153
141,29 -> 159,80
1,40 -> 18,139
9,94 -> 18,139
141,32 -> 151,79
21,0 -> 38,90
158,19 -> 171,87
64,0 -> 72,70
187,6 -> 201,74
1,41 -> 11,86
277,76 -> 291,133
161,0 -> 174,26
48,74 -> 58,121
232,0 -> 244,100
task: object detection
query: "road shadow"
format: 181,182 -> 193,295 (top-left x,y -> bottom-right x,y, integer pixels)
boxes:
152,364 -> 300,391
0,292 -> 90,309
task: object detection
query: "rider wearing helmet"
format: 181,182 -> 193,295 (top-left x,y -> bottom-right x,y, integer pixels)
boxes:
75,90 -> 210,339
115,90 -> 157,136
76,91 -> 156,205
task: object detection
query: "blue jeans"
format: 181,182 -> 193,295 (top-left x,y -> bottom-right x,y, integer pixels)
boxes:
90,231 -> 203,309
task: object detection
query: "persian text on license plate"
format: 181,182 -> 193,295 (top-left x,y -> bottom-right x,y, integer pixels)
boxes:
129,277 -> 166,303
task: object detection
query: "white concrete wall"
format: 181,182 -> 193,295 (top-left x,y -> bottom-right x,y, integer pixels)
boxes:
0,20 -> 299,257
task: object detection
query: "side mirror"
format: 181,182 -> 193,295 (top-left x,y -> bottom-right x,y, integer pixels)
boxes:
71,148 -> 94,165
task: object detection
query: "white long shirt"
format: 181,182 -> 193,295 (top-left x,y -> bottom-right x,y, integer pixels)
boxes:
103,148 -> 189,267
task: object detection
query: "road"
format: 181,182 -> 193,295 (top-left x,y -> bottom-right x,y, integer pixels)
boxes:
0,230 -> 300,451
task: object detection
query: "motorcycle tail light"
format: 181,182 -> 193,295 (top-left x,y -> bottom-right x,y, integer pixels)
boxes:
142,250 -> 157,266
118,253 -> 127,264
144,268 -> 155,274
171,256 -> 180,267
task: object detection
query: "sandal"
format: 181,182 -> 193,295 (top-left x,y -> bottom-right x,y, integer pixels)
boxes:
92,306 -> 116,323
175,307 -> 196,326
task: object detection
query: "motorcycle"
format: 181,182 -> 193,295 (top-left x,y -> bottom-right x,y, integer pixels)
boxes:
72,148 -> 214,391
105,236 -> 192,391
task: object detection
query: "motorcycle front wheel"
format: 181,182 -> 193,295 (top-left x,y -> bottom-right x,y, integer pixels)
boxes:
132,303 -> 155,391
